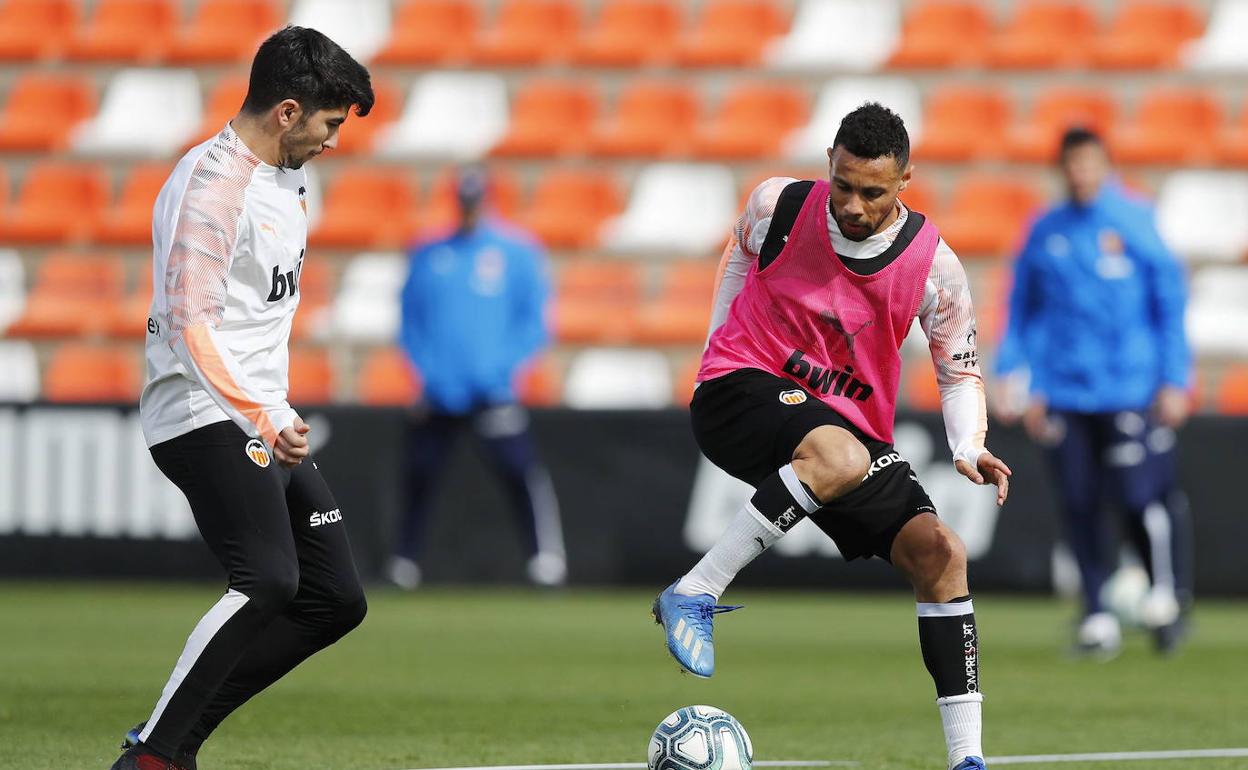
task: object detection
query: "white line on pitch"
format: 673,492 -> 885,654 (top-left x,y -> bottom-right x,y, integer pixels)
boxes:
403,762 -> 854,770
989,748 -> 1248,764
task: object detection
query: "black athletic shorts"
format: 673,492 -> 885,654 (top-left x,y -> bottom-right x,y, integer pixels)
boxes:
690,368 -> 936,561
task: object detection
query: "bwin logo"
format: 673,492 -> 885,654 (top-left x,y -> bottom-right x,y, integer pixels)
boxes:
267,249 -> 305,302
310,508 -> 342,527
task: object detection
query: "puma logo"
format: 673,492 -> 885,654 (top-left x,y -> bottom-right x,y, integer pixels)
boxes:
820,311 -> 874,354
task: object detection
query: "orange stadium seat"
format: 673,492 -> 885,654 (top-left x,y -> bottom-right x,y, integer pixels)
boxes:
162,0 -> 282,64
518,169 -> 623,249
186,75 -> 249,149
333,76 -> 400,157
635,261 -> 717,345
375,0 -> 480,66
672,354 -> 702,406
471,0 -> 581,66
904,356 -> 942,412
1215,101 -> 1248,167
1110,87 -> 1223,165
9,251 -> 125,338
691,83 -> 809,160
588,81 -> 700,158
287,347 -> 333,405
572,0 -> 681,67
421,168 -> 520,234
0,163 -> 108,244
43,343 -> 142,403
311,168 -> 420,249
1005,88 -> 1118,163
107,262 -> 153,339
0,0 -> 78,61
491,80 -> 600,158
92,163 -> 171,246
673,0 -> 789,68
1092,1 -> 1204,70
291,258 -> 333,341
985,1 -> 1096,70
939,175 -> 1042,258
914,86 -> 1012,162
516,355 -> 561,406
66,0 -> 177,63
357,346 -> 420,406
552,261 -> 641,344
899,177 -> 940,218
0,73 -> 96,151
1215,365 -> 1248,414
888,0 -> 993,69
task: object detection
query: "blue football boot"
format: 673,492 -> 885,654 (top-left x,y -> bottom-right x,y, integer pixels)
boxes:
952,756 -> 987,770
651,581 -> 742,678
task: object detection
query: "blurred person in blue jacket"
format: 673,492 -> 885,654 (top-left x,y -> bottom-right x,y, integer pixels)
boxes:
388,166 -> 566,589
993,127 -> 1193,657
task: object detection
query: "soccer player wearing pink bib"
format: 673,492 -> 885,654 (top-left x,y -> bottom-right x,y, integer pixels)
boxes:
652,104 -> 1012,770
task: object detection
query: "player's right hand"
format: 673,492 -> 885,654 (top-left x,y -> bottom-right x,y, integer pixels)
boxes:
274,417 -> 311,467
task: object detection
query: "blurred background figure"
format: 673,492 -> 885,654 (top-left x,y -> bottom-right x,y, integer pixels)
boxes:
387,166 -> 565,590
993,127 -> 1193,657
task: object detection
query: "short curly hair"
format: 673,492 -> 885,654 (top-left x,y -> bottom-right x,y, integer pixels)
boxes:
832,102 -> 910,168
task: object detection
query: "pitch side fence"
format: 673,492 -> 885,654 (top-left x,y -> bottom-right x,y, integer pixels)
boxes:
0,405 -> 1243,595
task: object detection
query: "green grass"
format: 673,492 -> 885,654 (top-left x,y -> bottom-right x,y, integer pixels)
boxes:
1,584 -> 1246,770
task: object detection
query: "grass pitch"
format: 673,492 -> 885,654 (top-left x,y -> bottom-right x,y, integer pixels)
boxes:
1,584 -> 1245,770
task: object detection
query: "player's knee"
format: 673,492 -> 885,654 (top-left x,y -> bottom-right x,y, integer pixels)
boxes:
320,590 -> 368,644
248,562 -> 301,614
897,520 -> 966,588
798,431 -> 870,501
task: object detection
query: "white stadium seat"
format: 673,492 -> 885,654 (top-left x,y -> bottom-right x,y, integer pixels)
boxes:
0,249 -> 25,333
1156,171 -> 1248,262
765,0 -> 900,72
330,252 -> 406,343
600,163 -> 737,256
0,340 -> 39,402
1187,266 -> 1248,357
1183,0 -> 1248,71
72,69 -> 202,157
288,0 -> 392,63
563,348 -> 673,409
785,77 -> 922,162
374,72 -> 509,160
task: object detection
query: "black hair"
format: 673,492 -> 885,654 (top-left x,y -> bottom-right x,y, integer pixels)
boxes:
241,26 -> 374,118
1058,126 -> 1105,161
832,102 -> 910,168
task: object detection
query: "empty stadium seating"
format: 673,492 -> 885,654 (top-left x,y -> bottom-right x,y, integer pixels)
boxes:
42,343 -> 141,402
2,0 -> 1246,410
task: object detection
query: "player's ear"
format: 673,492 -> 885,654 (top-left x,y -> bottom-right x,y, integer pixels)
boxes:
898,162 -> 914,191
275,99 -> 302,129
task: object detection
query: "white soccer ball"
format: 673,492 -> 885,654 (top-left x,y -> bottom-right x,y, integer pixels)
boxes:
647,705 -> 753,770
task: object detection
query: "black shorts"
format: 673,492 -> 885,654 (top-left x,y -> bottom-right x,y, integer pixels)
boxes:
690,368 -> 936,561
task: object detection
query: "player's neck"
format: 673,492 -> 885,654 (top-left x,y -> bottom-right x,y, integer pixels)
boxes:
229,113 -> 281,167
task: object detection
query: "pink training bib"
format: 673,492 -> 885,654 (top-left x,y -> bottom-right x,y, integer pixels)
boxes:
699,179 -> 939,443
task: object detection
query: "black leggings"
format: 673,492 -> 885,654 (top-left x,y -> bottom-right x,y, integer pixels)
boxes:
139,420 -> 366,758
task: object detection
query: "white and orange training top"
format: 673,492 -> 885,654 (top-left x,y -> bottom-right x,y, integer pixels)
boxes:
709,177 -> 988,469
140,123 -> 307,450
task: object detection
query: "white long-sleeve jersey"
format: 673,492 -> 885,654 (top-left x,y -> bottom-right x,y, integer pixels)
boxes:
710,177 -> 988,468
140,123 -> 306,449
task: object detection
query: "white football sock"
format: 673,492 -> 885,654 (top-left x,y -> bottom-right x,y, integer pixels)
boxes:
937,694 -> 984,769
675,502 -> 783,600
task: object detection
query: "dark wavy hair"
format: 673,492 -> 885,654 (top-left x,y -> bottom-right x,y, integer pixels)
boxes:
241,26 -> 374,118
833,102 -> 910,168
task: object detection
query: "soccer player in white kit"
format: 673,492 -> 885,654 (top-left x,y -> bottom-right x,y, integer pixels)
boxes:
112,26 -> 373,770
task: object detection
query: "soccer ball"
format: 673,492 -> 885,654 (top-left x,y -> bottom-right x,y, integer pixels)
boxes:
647,705 -> 753,770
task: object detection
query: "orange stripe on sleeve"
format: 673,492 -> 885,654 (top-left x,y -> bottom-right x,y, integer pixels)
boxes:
183,325 -> 279,447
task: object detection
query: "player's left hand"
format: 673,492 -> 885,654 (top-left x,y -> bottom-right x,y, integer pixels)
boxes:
955,451 -> 1012,506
